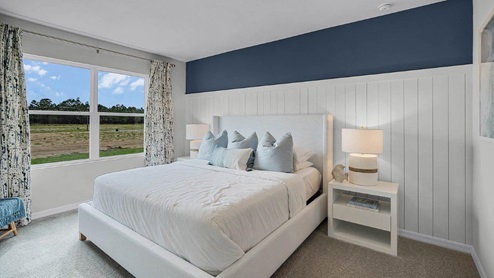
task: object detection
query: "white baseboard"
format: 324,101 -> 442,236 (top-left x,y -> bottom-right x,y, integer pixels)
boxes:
399,229 -> 471,253
399,229 -> 486,278
470,246 -> 488,278
31,200 -> 91,220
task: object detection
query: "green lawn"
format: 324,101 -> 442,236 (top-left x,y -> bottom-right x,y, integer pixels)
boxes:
31,147 -> 144,165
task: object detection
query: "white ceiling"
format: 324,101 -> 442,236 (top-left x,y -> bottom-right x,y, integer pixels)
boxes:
0,0 -> 443,62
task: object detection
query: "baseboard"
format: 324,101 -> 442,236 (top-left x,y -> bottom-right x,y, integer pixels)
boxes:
470,246 -> 488,278
399,229 -> 471,253
399,229 -> 487,278
31,200 -> 91,220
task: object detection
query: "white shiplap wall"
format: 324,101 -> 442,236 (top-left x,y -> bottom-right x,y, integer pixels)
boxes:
184,65 -> 473,244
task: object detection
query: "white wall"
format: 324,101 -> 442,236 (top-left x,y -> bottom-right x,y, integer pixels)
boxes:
1,15 -> 187,215
185,65 -> 473,244
472,1 -> 494,277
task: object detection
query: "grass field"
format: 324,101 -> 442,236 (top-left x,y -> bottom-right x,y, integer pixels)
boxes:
30,123 -> 144,165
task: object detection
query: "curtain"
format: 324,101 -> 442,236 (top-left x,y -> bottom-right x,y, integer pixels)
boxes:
145,61 -> 174,166
0,24 -> 31,225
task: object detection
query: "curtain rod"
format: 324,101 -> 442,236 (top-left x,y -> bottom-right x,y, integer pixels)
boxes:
22,29 -> 176,68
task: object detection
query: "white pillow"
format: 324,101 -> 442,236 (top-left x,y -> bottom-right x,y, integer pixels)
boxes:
294,160 -> 314,171
209,147 -> 253,171
293,146 -> 315,163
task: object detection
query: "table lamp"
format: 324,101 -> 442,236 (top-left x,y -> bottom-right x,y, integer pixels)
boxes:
186,124 -> 209,158
342,128 -> 383,186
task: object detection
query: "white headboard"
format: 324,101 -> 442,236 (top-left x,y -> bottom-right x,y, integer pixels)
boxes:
212,114 -> 334,191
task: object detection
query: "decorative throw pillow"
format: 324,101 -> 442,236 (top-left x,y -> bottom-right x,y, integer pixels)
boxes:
209,147 -> 253,171
197,130 -> 228,160
228,131 -> 258,169
254,132 -> 294,173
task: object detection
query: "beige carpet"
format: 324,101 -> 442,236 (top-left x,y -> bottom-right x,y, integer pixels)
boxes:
0,210 -> 479,278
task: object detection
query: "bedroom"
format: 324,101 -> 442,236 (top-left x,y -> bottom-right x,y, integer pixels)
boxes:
0,0 -> 492,277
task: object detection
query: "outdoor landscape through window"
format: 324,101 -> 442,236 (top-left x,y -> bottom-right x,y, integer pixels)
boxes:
25,58 -> 146,164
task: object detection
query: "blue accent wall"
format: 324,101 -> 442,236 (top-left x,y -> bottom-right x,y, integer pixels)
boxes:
186,0 -> 472,94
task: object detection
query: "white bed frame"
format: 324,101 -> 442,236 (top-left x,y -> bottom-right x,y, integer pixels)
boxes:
79,114 -> 333,278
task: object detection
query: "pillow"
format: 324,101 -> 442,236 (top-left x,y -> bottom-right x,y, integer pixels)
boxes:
197,130 -> 228,160
228,131 -> 258,169
209,146 -> 253,171
254,132 -> 294,173
294,160 -> 314,171
293,146 -> 315,163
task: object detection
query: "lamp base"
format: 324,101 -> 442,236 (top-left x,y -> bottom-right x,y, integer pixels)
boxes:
189,140 -> 202,159
348,153 -> 378,186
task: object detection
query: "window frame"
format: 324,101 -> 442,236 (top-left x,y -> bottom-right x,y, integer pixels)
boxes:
25,54 -> 148,168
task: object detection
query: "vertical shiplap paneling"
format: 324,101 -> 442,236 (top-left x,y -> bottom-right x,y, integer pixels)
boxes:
334,85 -> 346,166
270,91 -> 278,115
245,92 -> 257,116
345,84 -> 356,129
300,88 -> 308,115
404,78 -> 419,232
448,74 -> 466,244
355,83 -> 367,128
228,94 -> 236,116
367,83 -> 379,128
432,75 -> 449,240
284,89 -> 300,115
263,91 -> 271,115
257,92 -> 264,115
238,92 -> 246,116
277,91 -> 285,115
326,86 -> 336,117
378,82 -> 391,182
465,73 -> 473,245
390,80 -> 405,229
308,87 -> 318,114
418,77 -> 434,236
183,65 -> 472,244
317,88 -> 327,114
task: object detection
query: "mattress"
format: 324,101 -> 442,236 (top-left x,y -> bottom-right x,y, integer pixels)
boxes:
92,159 -> 306,275
296,167 -> 322,200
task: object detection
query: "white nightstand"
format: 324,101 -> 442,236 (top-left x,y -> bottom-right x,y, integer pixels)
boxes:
328,180 -> 399,256
176,156 -> 191,161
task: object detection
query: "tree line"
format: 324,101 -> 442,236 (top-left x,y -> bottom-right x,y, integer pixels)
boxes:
29,98 -> 144,125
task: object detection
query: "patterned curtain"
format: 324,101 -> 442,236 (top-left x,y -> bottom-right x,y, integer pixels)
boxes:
0,24 -> 31,225
145,61 -> 174,166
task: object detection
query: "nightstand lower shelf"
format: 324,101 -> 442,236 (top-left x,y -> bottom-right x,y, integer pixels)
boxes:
331,220 -> 393,255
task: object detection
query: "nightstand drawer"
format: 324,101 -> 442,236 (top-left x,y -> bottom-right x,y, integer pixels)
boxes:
333,195 -> 391,231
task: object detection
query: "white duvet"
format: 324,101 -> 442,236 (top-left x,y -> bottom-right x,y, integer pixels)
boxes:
92,159 -> 306,275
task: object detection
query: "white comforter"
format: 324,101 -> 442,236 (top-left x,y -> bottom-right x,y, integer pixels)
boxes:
92,159 -> 306,275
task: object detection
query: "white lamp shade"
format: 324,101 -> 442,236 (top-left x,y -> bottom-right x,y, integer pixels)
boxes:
342,128 -> 383,154
186,124 -> 209,140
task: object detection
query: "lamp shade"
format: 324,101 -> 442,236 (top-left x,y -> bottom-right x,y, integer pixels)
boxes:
186,124 -> 209,140
342,128 -> 383,154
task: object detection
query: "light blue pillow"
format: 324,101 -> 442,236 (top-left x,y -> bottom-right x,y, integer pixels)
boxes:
197,130 -> 228,160
228,131 -> 258,169
254,132 -> 294,173
209,146 -> 253,171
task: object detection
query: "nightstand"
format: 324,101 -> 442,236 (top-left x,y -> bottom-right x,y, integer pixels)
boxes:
176,156 -> 191,161
328,180 -> 399,256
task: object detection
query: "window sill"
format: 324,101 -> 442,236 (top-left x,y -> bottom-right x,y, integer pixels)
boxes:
31,153 -> 145,170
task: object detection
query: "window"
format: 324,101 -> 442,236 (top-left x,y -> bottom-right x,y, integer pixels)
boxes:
25,56 -> 147,165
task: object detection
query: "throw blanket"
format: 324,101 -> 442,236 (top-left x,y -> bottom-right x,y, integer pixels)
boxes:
0,198 -> 26,228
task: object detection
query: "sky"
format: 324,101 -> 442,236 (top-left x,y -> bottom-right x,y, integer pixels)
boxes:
24,59 -> 145,110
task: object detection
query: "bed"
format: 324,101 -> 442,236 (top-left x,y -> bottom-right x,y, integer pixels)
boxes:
78,114 -> 333,278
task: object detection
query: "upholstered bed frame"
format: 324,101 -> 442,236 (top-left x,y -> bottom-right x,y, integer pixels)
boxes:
78,114 -> 334,278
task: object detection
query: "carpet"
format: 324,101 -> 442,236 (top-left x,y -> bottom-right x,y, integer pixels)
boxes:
0,210 -> 479,278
